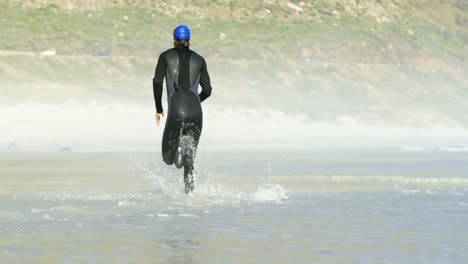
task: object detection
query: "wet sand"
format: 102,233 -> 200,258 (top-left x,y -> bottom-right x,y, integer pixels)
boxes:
0,150 -> 467,263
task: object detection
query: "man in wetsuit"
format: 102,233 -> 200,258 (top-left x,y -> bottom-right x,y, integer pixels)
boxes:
153,25 -> 212,193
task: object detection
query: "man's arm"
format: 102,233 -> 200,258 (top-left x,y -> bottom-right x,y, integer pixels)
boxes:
153,53 -> 167,113
199,58 -> 212,102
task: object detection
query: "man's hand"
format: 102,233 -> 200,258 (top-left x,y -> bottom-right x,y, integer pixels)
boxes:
156,112 -> 165,126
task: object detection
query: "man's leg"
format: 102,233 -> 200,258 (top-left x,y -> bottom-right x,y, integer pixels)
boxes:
184,154 -> 195,193
182,124 -> 201,193
174,141 -> 184,169
162,117 -> 181,165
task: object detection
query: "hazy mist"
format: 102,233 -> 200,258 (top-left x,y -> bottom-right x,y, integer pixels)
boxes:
1,0 -> 467,151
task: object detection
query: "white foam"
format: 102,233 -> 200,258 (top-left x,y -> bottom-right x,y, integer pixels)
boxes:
274,175 -> 468,187
179,213 -> 198,217
118,200 -> 138,207
438,146 -> 468,152
249,184 -> 289,203
400,146 -> 468,153
400,146 -> 429,152
38,191 -> 146,202
157,213 -> 171,217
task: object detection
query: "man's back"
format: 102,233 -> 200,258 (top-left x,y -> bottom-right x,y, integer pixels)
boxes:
153,45 -> 211,113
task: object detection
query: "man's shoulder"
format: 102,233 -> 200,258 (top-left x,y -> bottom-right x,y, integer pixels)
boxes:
190,50 -> 206,63
159,48 -> 176,57
161,48 -> 175,55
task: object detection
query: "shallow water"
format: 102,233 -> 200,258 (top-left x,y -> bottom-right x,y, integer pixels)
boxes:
0,150 -> 467,263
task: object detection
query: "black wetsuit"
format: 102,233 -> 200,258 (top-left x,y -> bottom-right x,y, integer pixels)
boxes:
153,44 -> 212,192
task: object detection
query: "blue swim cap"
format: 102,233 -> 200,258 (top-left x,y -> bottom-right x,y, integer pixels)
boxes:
173,25 -> 190,42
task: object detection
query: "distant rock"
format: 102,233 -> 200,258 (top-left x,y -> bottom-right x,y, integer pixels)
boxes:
58,147 -> 71,152
287,2 -> 303,13
336,115 -> 358,125
381,16 -> 390,23
219,32 -> 226,41
95,51 -> 109,56
6,142 -> 16,150
39,49 -> 56,57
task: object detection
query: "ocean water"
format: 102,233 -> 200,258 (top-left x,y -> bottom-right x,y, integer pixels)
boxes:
0,149 -> 467,263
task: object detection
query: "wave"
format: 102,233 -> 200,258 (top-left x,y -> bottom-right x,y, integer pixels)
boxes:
399,146 -> 430,152
400,146 -> 468,153
272,175 -> 468,188
438,146 -> 468,153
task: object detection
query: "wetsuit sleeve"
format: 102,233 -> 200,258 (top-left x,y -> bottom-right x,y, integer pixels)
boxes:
199,58 -> 212,102
153,53 -> 166,113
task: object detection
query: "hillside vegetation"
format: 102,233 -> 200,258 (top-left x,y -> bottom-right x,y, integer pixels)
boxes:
1,0 -> 466,62
0,0 -> 467,127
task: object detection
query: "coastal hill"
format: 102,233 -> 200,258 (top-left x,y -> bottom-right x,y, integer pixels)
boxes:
1,0 -> 466,127
2,0 -> 466,61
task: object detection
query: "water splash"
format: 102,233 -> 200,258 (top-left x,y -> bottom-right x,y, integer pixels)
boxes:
249,184 -> 289,203
135,158 -> 289,206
